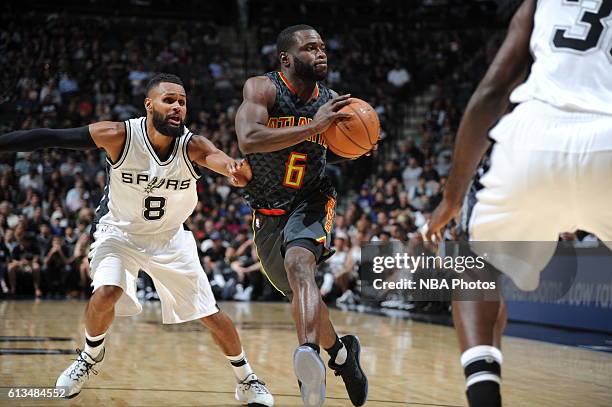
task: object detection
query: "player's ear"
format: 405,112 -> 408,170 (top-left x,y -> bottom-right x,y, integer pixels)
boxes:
279,51 -> 290,67
144,98 -> 152,113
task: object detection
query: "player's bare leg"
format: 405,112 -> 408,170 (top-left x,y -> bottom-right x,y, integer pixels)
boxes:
200,311 -> 274,406
452,299 -> 507,407
285,246 -> 326,345
85,285 -> 123,335
200,311 -> 242,355
56,285 -> 122,398
285,245 -> 367,406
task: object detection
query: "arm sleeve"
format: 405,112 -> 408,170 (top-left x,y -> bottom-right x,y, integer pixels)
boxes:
0,126 -> 96,152
326,149 -> 353,164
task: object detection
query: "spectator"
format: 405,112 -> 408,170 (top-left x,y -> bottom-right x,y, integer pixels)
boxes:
69,233 -> 92,297
320,232 -> 349,300
230,243 -> 262,301
65,179 -> 88,213
8,236 -> 41,297
0,233 -> 10,294
19,167 -> 43,192
42,235 -> 70,296
402,157 -> 423,190
408,177 -> 432,211
387,62 -> 411,97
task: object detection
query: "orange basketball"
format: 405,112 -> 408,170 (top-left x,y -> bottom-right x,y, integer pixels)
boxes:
323,98 -> 380,159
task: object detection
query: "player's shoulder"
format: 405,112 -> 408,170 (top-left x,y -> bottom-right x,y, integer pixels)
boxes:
185,132 -> 217,158
244,75 -> 275,91
186,133 -> 208,146
243,75 -> 277,104
90,120 -> 127,143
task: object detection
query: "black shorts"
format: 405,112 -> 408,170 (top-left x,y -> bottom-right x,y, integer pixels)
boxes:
252,194 -> 336,297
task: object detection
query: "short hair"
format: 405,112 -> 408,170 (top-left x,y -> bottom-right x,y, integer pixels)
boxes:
276,24 -> 316,53
145,73 -> 184,96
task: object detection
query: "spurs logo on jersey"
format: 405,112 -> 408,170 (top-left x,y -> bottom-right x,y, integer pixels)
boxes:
511,0 -> 612,114
118,172 -> 192,193
93,117 -> 200,234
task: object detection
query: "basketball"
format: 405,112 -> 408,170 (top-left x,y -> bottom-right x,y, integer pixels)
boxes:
323,98 -> 380,159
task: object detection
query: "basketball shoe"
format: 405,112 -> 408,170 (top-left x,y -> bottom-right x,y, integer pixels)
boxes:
293,345 -> 326,407
328,335 -> 368,406
56,348 -> 105,398
235,373 -> 274,406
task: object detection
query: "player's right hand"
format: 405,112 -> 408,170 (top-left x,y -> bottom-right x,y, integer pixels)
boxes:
312,94 -> 353,133
228,159 -> 252,188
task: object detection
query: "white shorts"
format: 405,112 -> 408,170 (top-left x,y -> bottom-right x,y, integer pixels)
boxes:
469,100 -> 612,290
89,224 -> 218,323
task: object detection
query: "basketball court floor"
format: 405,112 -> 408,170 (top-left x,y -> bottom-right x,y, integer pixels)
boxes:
1,300 -> 610,406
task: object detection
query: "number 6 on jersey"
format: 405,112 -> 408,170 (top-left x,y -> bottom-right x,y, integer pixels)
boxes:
283,152 -> 307,189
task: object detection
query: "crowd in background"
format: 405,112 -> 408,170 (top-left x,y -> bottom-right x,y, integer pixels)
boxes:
0,3 -> 517,308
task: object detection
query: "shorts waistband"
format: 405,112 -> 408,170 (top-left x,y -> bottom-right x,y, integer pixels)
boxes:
257,208 -> 287,216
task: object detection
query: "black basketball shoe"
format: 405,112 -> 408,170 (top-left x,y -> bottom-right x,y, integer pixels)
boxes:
328,335 -> 368,406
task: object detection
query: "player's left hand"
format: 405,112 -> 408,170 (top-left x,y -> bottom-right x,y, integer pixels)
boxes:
423,198 -> 461,242
228,159 -> 252,187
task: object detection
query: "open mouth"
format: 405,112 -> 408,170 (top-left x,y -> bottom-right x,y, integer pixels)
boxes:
167,115 -> 181,126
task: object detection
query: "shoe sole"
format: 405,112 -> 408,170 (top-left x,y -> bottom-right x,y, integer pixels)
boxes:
55,379 -> 81,399
293,346 -> 326,407
66,391 -> 80,399
345,335 -> 368,406
234,389 -> 271,407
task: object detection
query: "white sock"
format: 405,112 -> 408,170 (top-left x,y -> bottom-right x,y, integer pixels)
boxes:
84,331 -> 106,360
460,345 -> 503,388
226,349 -> 255,382
326,336 -> 348,366
335,342 -> 348,365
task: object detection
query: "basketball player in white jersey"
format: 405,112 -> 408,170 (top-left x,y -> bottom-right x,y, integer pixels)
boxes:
424,0 -> 612,405
0,73 -> 274,405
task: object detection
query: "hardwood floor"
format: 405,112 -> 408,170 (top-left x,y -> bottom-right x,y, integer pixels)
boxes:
0,300 -> 610,406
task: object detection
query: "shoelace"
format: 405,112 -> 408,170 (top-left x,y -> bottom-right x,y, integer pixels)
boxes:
239,378 -> 269,395
332,365 -> 345,377
331,360 -> 351,377
68,349 -> 99,381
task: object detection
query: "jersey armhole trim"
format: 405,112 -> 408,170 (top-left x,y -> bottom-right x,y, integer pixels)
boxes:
266,72 -> 281,113
183,132 -> 202,180
107,120 -> 131,169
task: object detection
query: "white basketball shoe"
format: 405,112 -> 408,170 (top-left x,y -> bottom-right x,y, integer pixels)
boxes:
55,348 -> 105,398
235,373 -> 274,406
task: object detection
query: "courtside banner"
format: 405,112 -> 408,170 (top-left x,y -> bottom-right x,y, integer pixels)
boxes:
360,241 -> 612,315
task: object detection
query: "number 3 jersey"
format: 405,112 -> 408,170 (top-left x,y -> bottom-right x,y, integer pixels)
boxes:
93,117 -> 199,235
243,71 -> 335,211
510,0 -> 612,114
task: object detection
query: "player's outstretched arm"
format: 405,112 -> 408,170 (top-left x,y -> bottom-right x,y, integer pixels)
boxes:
425,0 -> 535,241
235,76 -> 351,154
0,121 -> 126,163
0,126 -> 96,152
187,134 -> 251,187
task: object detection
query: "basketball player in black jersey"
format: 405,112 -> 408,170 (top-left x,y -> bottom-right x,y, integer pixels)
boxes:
235,25 -> 368,407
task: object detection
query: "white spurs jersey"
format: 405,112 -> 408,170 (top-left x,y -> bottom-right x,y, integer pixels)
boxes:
510,0 -> 612,114
94,117 -> 200,235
